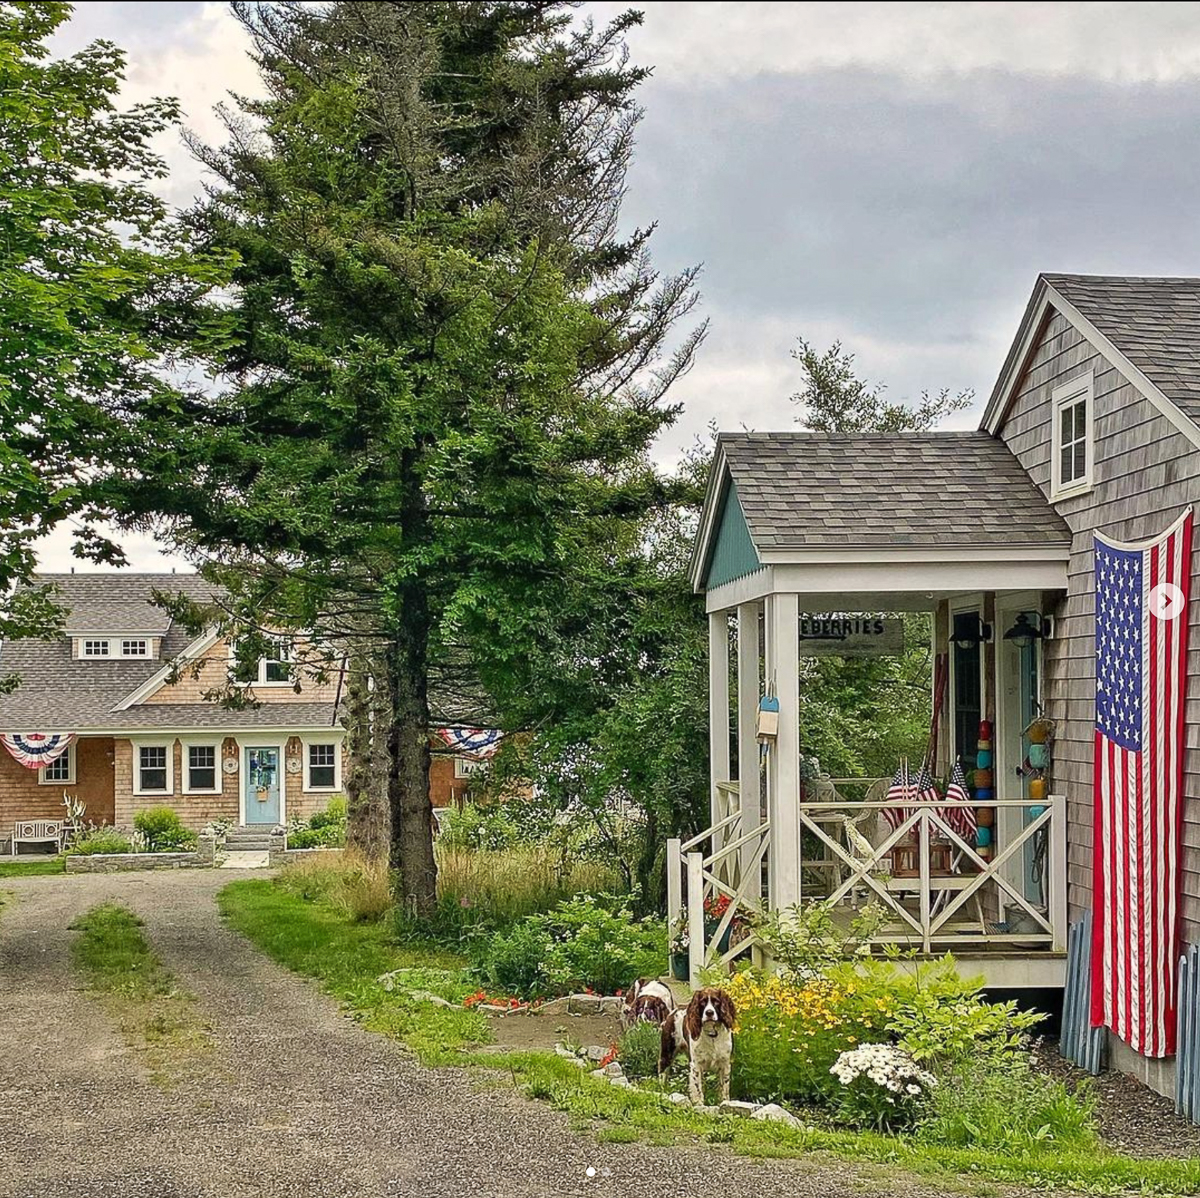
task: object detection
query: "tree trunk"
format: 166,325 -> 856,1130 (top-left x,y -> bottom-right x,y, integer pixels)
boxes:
386,588 -> 437,918
344,656 -> 388,861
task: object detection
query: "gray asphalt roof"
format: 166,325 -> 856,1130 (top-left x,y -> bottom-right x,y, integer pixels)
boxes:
720,430 -> 1072,549
1045,273 -> 1200,427
0,574 -> 337,732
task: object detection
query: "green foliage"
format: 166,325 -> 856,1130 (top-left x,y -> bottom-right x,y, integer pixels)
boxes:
431,844 -> 622,939
829,1043 -> 936,1132
133,807 -> 196,852
438,803 -> 521,852
0,2 -> 224,640
287,799 -> 348,850
0,856 -> 63,876
478,896 -> 664,999
69,905 -> 171,998
617,1019 -> 663,1080
66,826 -> 134,856
755,901 -> 887,976
274,850 -> 391,922
919,1053 -> 1098,1151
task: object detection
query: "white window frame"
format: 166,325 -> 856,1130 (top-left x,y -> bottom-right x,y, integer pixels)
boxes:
230,637 -> 294,687
133,740 -> 174,796
182,740 -> 222,795
121,639 -> 150,658
1050,371 -> 1094,500
454,756 -> 486,779
302,739 -> 342,792
82,639 -> 111,658
38,744 -> 76,786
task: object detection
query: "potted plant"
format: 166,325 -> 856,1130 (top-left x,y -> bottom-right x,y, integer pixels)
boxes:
669,916 -> 690,981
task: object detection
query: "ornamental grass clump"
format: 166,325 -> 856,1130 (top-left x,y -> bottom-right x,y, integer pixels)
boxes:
830,1042 -> 935,1131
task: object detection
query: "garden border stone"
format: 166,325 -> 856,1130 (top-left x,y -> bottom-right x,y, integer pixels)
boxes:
65,851 -> 207,873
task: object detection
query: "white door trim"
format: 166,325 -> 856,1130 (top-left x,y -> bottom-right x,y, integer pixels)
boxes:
239,738 -> 287,826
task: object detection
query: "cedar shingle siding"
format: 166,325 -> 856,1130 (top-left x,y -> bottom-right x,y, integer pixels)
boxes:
997,309 -> 1200,941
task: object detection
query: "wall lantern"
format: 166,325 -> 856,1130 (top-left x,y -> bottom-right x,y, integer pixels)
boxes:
950,616 -> 992,649
1003,611 -> 1047,649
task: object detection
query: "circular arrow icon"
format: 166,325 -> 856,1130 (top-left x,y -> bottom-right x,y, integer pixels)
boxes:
1149,581 -> 1186,621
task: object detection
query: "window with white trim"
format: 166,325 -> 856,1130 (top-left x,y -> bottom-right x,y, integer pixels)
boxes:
305,742 -> 339,790
185,744 -> 218,793
454,756 -> 485,779
136,744 -> 171,794
121,639 -> 149,657
1051,373 -> 1094,498
39,745 -> 75,785
82,639 -> 111,657
230,637 -> 293,685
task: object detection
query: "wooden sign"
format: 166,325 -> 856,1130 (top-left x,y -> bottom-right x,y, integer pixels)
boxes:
797,616 -> 904,657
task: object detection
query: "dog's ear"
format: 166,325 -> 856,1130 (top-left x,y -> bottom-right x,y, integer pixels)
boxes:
717,988 -> 737,1030
683,993 -> 703,1041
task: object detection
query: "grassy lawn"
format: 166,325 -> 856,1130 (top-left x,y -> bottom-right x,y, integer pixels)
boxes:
218,878 -> 1200,1195
0,856 -> 65,877
71,903 -> 212,1085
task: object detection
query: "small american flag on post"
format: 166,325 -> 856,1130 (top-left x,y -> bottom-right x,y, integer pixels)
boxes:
881,761 -> 913,831
944,759 -> 976,841
1091,508 -> 1193,1058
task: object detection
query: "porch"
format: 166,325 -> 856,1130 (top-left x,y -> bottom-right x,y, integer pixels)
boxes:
677,431 -> 1076,989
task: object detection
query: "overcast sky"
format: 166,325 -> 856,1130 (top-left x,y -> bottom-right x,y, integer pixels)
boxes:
39,1 -> 1200,570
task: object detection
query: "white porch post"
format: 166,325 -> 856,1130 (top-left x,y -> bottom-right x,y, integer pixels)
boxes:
709,609 -> 731,833
737,601 -> 762,898
766,592 -> 801,911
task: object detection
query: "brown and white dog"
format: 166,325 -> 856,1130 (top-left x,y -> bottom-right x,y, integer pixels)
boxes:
620,978 -> 674,1030
659,986 -> 737,1104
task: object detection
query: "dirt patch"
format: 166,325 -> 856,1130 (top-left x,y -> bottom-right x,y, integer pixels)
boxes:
486,1009 -> 621,1053
1042,1041 -> 1200,1158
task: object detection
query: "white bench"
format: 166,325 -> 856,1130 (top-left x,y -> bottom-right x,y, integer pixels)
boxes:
11,820 -> 64,857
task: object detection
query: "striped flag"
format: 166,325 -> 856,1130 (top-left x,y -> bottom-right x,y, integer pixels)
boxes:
881,761 -> 914,831
1,733 -> 74,770
944,759 -> 976,841
1090,508 -> 1192,1058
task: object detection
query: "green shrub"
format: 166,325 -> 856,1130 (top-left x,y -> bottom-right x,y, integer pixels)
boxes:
438,803 -> 520,852
287,800 -> 346,849
309,796 -> 347,830
67,826 -> 134,856
919,1053 -> 1099,1151
617,1019 -> 662,1080
133,807 -> 195,852
478,896 -> 664,999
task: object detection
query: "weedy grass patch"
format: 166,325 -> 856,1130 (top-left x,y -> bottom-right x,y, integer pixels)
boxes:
0,857 -> 65,877
70,903 -> 212,1084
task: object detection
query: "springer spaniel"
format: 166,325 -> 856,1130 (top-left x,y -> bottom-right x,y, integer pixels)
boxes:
621,978 -> 675,1030
659,986 -> 737,1104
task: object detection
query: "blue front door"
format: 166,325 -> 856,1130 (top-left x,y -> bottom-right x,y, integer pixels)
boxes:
244,746 -> 281,824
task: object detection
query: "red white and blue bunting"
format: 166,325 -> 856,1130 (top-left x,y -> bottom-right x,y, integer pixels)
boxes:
436,727 -> 502,759
1,732 -> 76,770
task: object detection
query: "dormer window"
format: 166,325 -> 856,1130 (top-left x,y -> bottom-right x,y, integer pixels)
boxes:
230,636 -> 293,686
121,639 -> 149,657
83,639 -> 110,657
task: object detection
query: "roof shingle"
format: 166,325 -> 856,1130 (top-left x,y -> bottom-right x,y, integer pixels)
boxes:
720,431 -> 1071,549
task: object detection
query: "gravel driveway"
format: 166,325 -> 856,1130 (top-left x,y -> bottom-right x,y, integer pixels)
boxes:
0,871 -> 1022,1198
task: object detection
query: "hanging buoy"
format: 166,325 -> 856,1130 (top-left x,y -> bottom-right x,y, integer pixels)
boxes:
756,694 -> 780,743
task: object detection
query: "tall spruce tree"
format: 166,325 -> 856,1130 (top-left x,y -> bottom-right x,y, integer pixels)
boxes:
104,1 -> 703,913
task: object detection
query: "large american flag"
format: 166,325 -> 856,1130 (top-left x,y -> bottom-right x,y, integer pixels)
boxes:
1090,509 -> 1192,1058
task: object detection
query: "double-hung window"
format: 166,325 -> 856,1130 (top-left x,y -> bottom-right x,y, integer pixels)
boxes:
305,742 -> 339,791
185,744 -> 218,793
136,745 -> 171,794
1051,372 -> 1094,498
39,745 -> 75,786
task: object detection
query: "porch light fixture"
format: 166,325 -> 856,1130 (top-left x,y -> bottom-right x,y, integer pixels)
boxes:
1003,612 -> 1044,649
950,616 -> 992,649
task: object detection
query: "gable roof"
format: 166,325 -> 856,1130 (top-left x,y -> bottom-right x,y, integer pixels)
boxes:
0,574 -> 339,733
983,273 -> 1200,447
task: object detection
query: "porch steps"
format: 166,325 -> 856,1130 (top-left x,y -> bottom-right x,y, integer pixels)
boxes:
223,825 -> 275,852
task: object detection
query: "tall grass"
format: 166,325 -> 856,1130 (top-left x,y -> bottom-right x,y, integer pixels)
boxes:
434,843 -> 622,931
274,849 -> 393,922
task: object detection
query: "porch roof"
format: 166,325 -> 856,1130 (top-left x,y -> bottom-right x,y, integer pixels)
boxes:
693,431 -> 1072,611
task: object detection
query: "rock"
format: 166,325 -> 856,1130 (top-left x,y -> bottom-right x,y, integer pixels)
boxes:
568,994 -> 602,1015
751,1103 -> 802,1128
589,1068 -> 606,1079
603,1061 -> 624,1077
598,996 -> 623,1016
667,1092 -> 690,1106
409,990 -> 455,1008
568,1057 -> 588,1069
479,1004 -> 510,1015
553,1042 -> 579,1059
537,997 -> 570,1016
608,1076 -> 631,1088
718,1100 -> 758,1118
585,1044 -> 609,1062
